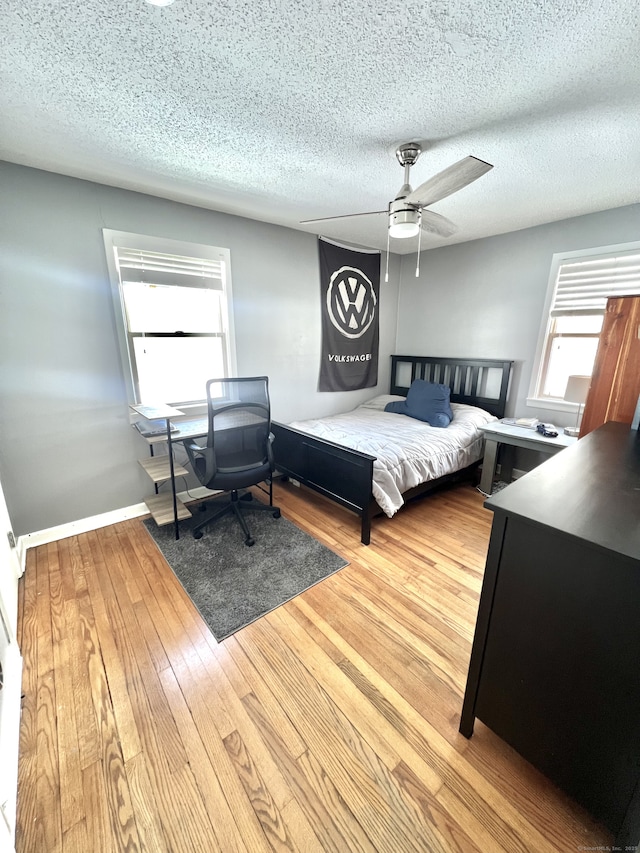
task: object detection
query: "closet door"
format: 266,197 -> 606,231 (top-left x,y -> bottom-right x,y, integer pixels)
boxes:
579,295 -> 640,437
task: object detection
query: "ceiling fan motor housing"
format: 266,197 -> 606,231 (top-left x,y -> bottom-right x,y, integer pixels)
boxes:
395,142 -> 422,167
389,198 -> 421,238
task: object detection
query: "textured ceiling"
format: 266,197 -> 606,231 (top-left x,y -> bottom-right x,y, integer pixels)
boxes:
2,0 -> 640,254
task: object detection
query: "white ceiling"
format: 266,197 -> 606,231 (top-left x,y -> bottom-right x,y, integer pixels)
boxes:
2,0 -> 639,254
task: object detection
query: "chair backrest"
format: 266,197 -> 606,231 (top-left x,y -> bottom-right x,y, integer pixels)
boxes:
204,376 -> 272,475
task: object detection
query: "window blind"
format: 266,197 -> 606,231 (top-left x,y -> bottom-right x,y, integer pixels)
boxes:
116,247 -> 224,290
551,250 -> 640,316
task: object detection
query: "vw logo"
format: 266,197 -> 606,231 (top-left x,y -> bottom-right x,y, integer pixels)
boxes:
326,266 -> 377,339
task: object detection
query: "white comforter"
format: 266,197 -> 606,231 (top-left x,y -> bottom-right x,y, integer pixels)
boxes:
287,395 -> 497,518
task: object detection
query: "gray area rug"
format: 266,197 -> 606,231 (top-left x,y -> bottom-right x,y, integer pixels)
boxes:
144,499 -> 348,641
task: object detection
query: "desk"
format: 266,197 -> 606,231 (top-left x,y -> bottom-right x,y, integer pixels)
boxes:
478,421 -> 577,495
134,408 -> 267,540
132,405 -> 208,540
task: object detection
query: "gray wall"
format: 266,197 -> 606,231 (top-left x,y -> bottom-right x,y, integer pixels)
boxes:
397,203 -> 640,427
0,162 -> 400,536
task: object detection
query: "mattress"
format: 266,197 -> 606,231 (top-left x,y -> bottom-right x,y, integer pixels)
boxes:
287,394 -> 497,517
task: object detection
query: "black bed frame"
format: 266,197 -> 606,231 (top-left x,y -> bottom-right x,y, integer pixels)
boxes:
272,355 -> 512,545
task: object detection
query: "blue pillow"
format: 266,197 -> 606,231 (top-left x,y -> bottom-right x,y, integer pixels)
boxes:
384,400 -> 409,415
384,380 -> 453,428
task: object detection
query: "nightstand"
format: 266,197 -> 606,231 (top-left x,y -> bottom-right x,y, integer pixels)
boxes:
479,421 -> 577,496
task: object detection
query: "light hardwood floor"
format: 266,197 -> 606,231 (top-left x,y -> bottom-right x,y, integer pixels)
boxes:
16,480 -> 612,853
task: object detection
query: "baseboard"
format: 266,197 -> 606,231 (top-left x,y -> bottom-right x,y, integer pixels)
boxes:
16,485 -> 215,562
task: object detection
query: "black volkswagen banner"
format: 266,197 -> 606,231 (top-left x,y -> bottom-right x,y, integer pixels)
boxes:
318,238 -> 380,392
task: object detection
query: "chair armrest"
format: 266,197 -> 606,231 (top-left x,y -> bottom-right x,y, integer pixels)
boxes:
184,441 -> 216,485
186,441 -> 206,453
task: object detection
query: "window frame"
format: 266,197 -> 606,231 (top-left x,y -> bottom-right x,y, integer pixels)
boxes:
527,239 -> 640,412
536,314 -> 603,401
103,230 -> 237,409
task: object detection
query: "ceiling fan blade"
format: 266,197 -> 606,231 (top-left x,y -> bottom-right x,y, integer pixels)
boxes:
404,156 -> 493,207
301,210 -> 387,224
420,210 -> 458,238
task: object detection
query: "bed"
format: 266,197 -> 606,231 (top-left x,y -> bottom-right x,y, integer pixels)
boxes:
271,355 -> 512,544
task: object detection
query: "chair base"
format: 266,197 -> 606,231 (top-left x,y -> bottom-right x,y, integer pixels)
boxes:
192,488 -> 281,546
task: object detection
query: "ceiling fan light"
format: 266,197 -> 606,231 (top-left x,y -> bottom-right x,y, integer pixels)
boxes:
389,221 -> 420,238
389,209 -> 420,239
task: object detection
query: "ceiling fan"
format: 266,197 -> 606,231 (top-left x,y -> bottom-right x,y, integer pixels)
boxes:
302,142 -> 493,241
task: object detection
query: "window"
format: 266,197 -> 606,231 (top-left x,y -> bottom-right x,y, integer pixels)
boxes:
530,243 -> 640,407
104,231 -> 236,406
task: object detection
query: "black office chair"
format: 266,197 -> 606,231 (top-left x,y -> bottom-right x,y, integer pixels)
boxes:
184,376 -> 281,546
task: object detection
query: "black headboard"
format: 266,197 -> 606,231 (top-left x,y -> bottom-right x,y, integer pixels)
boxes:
390,355 -> 513,419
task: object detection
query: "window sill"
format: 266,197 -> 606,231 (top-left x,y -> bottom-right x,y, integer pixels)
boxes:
526,397 -> 580,413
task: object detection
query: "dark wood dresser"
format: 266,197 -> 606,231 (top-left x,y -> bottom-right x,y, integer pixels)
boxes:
460,421 -> 640,846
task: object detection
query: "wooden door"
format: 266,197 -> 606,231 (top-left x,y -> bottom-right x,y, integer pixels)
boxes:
580,296 -> 640,437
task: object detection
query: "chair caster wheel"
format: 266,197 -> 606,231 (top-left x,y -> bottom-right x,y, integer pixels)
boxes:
273,509 -> 281,518
245,537 -> 255,547
193,530 -> 203,540
241,492 -> 253,502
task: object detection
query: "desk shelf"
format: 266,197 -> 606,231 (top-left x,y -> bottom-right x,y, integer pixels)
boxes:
138,455 -> 192,526
138,456 -> 188,484
144,493 -> 192,526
